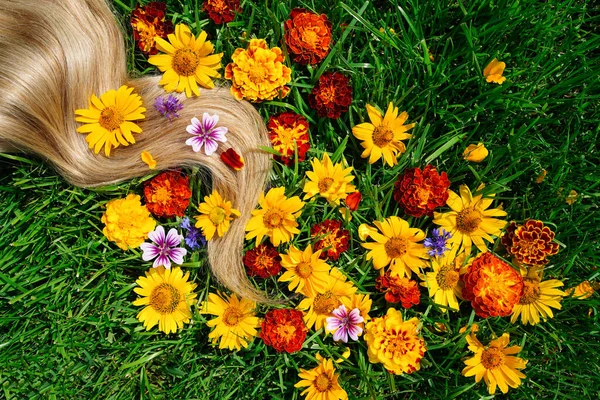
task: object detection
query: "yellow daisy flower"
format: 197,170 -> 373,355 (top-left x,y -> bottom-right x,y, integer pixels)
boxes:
295,354 -> 348,400
351,102 -> 415,166
245,187 -> 305,246
297,268 -> 357,331
148,24 -> 223,98
420,251 -> 466,311
194,190 -> 241,241
433,184 -> 507,255
303,153 -> 356,205
462,325 -> 527,395
201,292 -> 260,351
510,266 -> 566,325
361,216 -> 429,277
279,244 -> 331,295
132,266 -> 197,334
74,85 -> 146,157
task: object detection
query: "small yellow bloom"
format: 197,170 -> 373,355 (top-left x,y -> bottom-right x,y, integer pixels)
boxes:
566,189 -> 578,205
194,190 -> 240,241
101,194 -> 156,250
278,244 -> 331,295
483,58 -> 506,84
303,153 -> 356,205
295,354 -> 348,400
535,169 -> 547,183
141,151 -> 156,169
510,267 -> 566,325
463,143 -> 488,162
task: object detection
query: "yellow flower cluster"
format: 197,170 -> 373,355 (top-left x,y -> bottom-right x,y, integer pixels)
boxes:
101,194 -> 156,250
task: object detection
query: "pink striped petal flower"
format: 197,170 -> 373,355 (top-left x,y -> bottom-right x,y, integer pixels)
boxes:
140,225 -> 187,269
326,304 -> 364,343
185,113 -> 228,155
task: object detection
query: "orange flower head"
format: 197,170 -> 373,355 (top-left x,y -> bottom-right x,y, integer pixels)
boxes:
393,165 -> 450,217
308,72 -> 353,119
243,244 -> 282,279
130,2 -> 174,55
376,272 -> 421,309
502,220 -> 559,266
203,0 -> 241,24
220,148 -> 245,171
268,112 -> 311,165
143,171 -> 192,218
311,220 -> 350,261
260,309 -> 307,353
284,8 -> 332,65
462,253 -> 524,318
345,191 -> 362,211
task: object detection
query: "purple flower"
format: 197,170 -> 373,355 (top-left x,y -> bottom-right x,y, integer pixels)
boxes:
325,305 -> 364,343
185,113 -> 228,155
180,217 -> 206,250
424,228 -> 452,257
140,226 -> 187,269
154,94 -> 184,121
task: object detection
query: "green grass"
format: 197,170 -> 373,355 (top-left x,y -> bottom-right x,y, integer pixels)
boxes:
1,0 -> 600,398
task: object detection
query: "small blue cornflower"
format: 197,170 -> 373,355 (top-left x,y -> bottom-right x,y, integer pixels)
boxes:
424,228 -> 452,257
154,94 -> 184,121
180,217 -> 206,250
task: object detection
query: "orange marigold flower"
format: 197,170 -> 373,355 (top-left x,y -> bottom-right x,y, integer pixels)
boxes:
311,220 -> 350,261
393,165 -> 450,217
243,243 -> 281,279
268,111 -> 311,165
203,0 -> 241,24
376,272 -> 420,309
130,2 -> 174,56
284,8 -> 332,65
225,39 -> 292,102
462,253 -> 524,318
308,72 -> 353,119
345,191 -> 362,211
502,220 -> 559,266
260,309 -> 307,353
220,148 -> 245,171
143,171 -> 192,218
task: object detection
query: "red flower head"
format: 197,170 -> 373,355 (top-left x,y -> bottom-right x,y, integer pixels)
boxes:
462,252 -> 524,318
243,244 -> 282,279
345,191 -> 362,211
203,0 -> 241,24
311,220 -> 350,260
376,272 -> 421,309
502,220 -> 559,266
260,309 -> 307,353
220,148 -> 245,171
267,112 -> 311,165
143,171 -> 192,218
130,2 -> 174,56
308,72 -> 353,119
393,165 -> 450,217
284,8 -> 332,65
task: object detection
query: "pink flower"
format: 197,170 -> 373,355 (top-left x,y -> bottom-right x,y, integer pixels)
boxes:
185,113 -> 228,155
326,304 -> 364,343
140,226 -> 187,269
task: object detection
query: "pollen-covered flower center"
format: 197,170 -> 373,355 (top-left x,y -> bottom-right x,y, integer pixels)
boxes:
386,336 -> 409,356
255,254 -> 273,270
209,206 -> 226,225
222,306 -> 244,327
318,177 -> 335,193
520,279 -> 541,305
150,283 -> 181,314
313,291 -> 339,315
276,324 -> 297,342
415,187 -> 431,205
481,347 -> 505,369
152,187 -> 171,205
99,106 -> 124,131
263,209 -> 285,229
172,48 -> 200,76
372,125 -> 394,147
315,373 -> 332,392
456,207 -> 482,234
302,29 -> 319,48
296,261 -> 313,278
384,237 -> 408,259
436,265 -> 460,290
208,0 -> 228,12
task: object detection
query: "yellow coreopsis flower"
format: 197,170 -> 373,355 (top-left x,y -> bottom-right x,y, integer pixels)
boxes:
483,58 -> 506,84
194,190 -> 240,241
303,153 -> 356,205
420,251 -> 466,311
510,267 -> 566,325
101,194 -> 156,250
149,24 -> 223,97
279,244 -> 331,295
463,143 -> 489,162
295,354 -> 348,400
352,102 -> 415,166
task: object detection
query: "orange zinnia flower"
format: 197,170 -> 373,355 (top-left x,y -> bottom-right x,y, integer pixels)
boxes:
143,171 -> 192,218
376,272 -> 421,309
260,309 -> 307,353
284,8 -> 332,65
393,165 -> 450,217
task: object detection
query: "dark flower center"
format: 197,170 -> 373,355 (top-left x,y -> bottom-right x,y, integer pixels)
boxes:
99,106 -> 124,131
456,207 -> 482,234
372,125 -> 394,147
384,237 -> 408,259
150,283 -> 180,314
481,347 -> 505,369
172,48 -> 200,76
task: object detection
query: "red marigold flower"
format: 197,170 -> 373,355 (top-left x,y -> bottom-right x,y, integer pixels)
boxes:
502,220 -> 559,266
311,220 -> 350,260
143,171 -> 192,218
308,72 -> 353,119
130,2 -> 174,56
243,244 -> 282,278
345,191 -> 362,211
376,271 -> 421,309
220,148 -> 245,171
462,252 -> 524,318
284,8 -> 332,65
260,309 -> 307,353
268,112 -> 311,165
203,0 -> 241,24
393,165 -> 450,217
